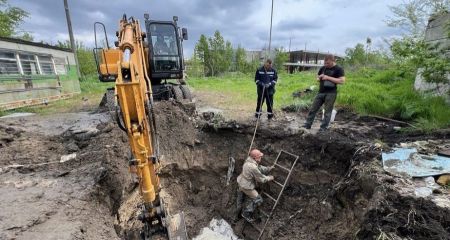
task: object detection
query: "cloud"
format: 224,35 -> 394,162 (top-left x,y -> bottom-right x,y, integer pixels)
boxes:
276,18 -> 322,31
85,11 -> 107,21
10,0 -> 405,57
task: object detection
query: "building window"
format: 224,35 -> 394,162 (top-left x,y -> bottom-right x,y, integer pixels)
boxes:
20,53 -> 39,75
0,51 -> 20,75
53,57 -> 67,75
38,55 -> 55,75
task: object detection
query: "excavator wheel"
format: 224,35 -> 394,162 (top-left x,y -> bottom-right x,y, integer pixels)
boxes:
172,85 -> 184,101
180,85 -> 192,101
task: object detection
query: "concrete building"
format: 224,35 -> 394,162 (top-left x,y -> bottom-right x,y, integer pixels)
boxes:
245,50 -> 265,62
245,49 -> 342,73
284,50 -> 343,73
414,12 -> 450,101
0,37 -> 81,110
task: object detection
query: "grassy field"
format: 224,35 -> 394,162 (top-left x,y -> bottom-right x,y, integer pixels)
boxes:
189,69 -> 450,130
2,68 -> 449,130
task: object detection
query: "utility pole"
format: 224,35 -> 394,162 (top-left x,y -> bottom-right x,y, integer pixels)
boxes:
64,0 -> 81,79
288,37 -> 292,53
267,0 -> 274,59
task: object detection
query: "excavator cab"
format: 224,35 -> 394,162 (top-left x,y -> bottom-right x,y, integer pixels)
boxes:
94,14 -> 192,102
145,17 -> 187,81
144,15 -> 191,101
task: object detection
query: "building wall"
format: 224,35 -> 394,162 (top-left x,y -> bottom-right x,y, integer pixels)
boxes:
0,41 -> 77,65
0,39 -> 80,110
245,50 -> 264,62
414,12 -> 450,102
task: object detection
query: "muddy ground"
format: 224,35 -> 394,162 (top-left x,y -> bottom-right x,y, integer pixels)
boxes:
1,101 -> 449,240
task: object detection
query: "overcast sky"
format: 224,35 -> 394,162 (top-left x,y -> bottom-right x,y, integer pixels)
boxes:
10,0 -> 404,57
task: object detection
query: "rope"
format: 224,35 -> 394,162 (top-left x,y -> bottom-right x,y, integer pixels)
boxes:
247,85 -> 268,155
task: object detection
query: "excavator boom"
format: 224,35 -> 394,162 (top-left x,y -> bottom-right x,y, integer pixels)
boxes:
97,15 -> 187,240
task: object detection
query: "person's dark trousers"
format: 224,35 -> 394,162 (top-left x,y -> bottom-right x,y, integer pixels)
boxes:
304,93 -> 337,129
255,86 -> 274,116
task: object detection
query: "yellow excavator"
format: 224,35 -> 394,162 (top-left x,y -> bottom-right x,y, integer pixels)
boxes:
93,14 -> 188,239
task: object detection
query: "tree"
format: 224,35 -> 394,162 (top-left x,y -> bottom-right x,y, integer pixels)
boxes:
386,0 -> 450,84
17,32 -> 33,41
386,0 -> 450,37
235,45 -> 247,73
223,40 -> 233,73
273,47 -> 289,70
195,34 -> 212,76
344,43 -> 366,66
391,36 -> 450,83
185,51 -> 204,77
342,42 -> 389,68
56,40 -> 97,80
0,0 -> 28,37
194,30 -> 234,76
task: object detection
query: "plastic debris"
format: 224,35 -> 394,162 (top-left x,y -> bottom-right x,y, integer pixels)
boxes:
414,187 -> 433,198
382,147 -> 450,177
60,153 -> 77,163
193,218 -> 240,240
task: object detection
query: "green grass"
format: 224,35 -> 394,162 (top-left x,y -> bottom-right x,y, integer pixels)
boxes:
2,68 -> 449,131
189,69 -> 450,130
188,71 -> 318,110
338,69 -> 450,130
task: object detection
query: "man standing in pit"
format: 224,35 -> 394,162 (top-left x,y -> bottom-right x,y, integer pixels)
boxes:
255,59 -> 278,120
303,54 -> 345,131
237,149 -> 274,222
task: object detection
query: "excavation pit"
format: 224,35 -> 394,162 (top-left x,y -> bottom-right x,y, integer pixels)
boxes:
0,102 -> 449,240
97,102 -> 450,240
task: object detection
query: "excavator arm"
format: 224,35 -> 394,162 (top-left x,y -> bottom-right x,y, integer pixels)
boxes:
101,15 -> 187,240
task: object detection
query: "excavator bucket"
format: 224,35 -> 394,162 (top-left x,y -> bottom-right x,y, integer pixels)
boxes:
167,212 -> 188,240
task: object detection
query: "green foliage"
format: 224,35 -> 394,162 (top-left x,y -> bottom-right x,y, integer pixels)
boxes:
342,43 -> 390,69
16,32 -> 33,41
56,40 -> 97,80
344,43 -> 366,66
185,53 -> 205,78
235,45 -> 247,73
273,47 -> 289,70
194,31 -> 234,76
337,68 -> 450,130
0,0 -> 28,37
386,0 -> 449,37
390,36 -> 450,84
77,47 -> 97,81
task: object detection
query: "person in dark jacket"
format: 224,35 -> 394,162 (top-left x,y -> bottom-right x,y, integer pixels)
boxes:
303,54 -> 345,131
255,59 -> 278,120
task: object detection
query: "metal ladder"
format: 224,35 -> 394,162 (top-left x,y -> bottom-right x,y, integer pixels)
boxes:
243,150 -> 299,240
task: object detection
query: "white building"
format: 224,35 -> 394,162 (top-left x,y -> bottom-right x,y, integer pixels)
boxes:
0,37 -> 81,110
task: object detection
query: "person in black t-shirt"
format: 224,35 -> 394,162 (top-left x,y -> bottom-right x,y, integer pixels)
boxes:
303,54 -> 345,131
